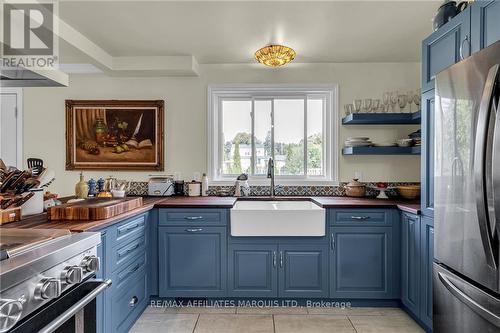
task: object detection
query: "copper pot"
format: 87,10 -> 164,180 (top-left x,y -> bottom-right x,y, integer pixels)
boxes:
345,178 -> 366,197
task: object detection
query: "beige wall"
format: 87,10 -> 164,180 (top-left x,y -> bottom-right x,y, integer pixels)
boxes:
23,62 -> 421,196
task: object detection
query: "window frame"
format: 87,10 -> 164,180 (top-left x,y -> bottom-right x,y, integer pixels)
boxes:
207,84 -> 338,185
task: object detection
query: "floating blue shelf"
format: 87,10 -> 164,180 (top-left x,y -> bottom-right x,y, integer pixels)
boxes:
342,111 -> 421,125
342,146 -> 421,155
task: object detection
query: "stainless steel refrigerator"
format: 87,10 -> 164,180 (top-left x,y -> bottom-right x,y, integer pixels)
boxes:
434,40 -> 500,332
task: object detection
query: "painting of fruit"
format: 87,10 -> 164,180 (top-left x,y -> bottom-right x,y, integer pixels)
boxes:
66,100 -> 164,170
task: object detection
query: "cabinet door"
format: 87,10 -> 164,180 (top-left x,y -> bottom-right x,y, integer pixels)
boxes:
330,227 -> 396,299
419,216 -> 434,329
471,0 -> 500,53
228,244 -> 277,297
159,226 -> 227,297
421,90 -> 435,217
401,213 -> 421,316
422,7 -> 471,92
279,244 -> 329,298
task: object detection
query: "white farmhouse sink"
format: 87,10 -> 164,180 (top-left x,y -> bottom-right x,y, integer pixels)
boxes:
230,200 -> 325,237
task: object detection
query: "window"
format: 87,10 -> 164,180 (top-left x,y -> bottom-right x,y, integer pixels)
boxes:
208,85 -> 338,184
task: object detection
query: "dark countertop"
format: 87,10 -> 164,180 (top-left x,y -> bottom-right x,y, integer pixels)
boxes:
1,196 -> 420,232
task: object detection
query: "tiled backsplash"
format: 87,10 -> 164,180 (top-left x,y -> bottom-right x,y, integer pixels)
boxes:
128,181 -> 420,198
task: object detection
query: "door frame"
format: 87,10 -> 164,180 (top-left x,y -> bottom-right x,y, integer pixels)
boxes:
0,88 -> 23,168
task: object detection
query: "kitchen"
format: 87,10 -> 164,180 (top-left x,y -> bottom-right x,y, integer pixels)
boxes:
0,0 -> 499,332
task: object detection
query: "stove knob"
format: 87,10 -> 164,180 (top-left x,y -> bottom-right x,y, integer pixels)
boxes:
0,299 -> 23,332
34,278 -> 61,300
81,255 -> 100,273
61,265 -> 84,284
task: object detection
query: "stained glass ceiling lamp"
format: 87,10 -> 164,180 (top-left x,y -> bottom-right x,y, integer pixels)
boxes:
254,44 -> 296,67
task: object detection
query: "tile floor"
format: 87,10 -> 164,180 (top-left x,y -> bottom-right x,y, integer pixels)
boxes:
130,306 -> 425,333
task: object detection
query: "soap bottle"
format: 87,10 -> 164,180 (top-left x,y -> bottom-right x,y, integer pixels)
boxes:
201,173 -> 209,196
75,172 -> 89,199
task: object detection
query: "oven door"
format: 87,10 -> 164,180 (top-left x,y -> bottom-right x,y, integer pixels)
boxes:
10,279 -> 111,333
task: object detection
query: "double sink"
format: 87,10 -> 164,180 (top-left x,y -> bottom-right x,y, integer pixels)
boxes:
230,199 -> 325,237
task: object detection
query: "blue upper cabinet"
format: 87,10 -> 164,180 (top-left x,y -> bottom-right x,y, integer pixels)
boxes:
471,0 -> 500,53
228,244 -> 278,297
330,226 -> 398,299
422,7 -> 471,92
158,226 -> 227,297
279,244 -> 329,298
421,90 -> 435,217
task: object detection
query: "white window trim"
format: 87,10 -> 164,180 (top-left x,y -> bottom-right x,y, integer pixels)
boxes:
0,88 -> 23,169
207,84 -> 339,186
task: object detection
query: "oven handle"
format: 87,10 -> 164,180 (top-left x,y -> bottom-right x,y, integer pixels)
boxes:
37,279 -> 112,333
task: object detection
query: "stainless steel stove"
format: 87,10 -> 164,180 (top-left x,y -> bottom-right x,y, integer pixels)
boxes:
0,228 -> 110,333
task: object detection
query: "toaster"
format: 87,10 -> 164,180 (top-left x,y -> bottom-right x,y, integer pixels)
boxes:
148,176 -> 175,196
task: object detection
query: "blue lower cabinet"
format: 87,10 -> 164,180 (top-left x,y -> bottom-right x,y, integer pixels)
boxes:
159,226 -> 227,297
330,226 -> 397,299
401,212 -> 421,315
279,244 -> 329,298
228,244 -> 277,297
419,216 -> 434,329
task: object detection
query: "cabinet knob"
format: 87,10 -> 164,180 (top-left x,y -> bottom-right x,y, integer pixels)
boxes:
129,296 -> 138,307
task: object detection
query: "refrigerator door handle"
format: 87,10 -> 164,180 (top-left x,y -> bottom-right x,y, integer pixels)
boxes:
493,94 -> 500,238
438,271 -> 500,328
474,64 -> 499,269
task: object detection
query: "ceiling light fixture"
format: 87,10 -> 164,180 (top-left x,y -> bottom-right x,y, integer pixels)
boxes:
254,44 -> 296,67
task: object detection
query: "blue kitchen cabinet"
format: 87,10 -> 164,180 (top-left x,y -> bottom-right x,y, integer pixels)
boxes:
471,0 -> 500,53
421,90 -> 435,217
419,216 -> 434,330
96,212 -> 151,333
422,7 -> 471,92
401,212 -> 421,316
159,226 -> 227,297
228,244 -> 277,297
279,244 -> 329,298
329,226 -> 398,299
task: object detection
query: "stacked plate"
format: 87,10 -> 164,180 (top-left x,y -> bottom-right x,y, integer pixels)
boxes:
345,137 -> 373,147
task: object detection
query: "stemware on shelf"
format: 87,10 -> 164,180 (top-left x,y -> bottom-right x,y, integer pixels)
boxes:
354,99 -> 362,113
383,92 -> 390,112
372,99 -> 380,113
344,104 -> 354,116
362,98 -> 372,113
390,92 -> 398,112
407,91 -> 414,113
398,94 -> 408,112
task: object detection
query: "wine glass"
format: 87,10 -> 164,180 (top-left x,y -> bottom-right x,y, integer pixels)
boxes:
383,92 -> 390,112
407,91 -> 414,113
354,99 -> 362,113
372,99 -> 380,113
344,104 -> 354,116
413,90 -> 421,111
390,92 -> 398,112
398,94 -> 408,112
362,99 -> 372,113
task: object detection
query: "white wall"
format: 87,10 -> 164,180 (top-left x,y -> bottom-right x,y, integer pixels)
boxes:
23,62 -> 420,196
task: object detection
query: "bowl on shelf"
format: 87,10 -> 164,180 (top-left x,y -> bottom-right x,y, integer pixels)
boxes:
396,185 -> 421,200
397,139 -> 414,147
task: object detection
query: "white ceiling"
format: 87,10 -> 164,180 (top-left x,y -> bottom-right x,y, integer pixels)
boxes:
58,1 -> 438,65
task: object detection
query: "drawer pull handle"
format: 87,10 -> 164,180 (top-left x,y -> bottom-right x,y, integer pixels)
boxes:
185,216 -> 203,220
350,216 -> 370,220
185,228 -> 203,232
119,243 -> 140,257
280,251 -> 284,268
129,296 -> 138,307
273,251 -> 277,268
119,223 -> 140,234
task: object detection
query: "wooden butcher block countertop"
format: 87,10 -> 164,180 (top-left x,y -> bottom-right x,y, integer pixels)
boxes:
1,196 -> 419,232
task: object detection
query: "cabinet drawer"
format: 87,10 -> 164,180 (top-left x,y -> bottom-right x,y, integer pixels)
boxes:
110,268 -> 147,333
110,235 -> 147,272
115,215 -> 146,244
329,209 -> 392,226
158,209 -> 227,226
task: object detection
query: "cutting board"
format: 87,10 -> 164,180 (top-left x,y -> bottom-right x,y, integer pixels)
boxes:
47,197 -> 143,221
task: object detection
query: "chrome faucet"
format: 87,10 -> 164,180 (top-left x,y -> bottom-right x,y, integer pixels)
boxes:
267,157 -> 275,197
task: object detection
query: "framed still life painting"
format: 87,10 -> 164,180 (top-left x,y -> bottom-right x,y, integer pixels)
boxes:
65,100 -> 164,170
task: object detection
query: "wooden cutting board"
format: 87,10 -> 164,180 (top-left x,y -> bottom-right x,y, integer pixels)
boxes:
47,197 -> 143,221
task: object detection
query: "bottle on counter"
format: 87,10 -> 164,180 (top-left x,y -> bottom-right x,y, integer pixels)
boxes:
201,173 -> 209,196
75,172 -> 89,199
